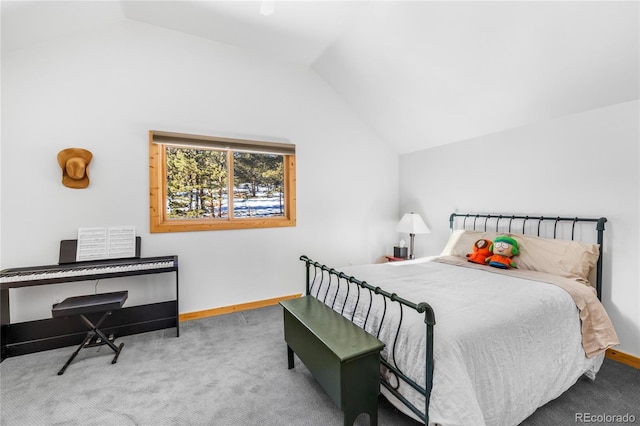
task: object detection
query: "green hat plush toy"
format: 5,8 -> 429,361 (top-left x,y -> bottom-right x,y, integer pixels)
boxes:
485,235 -> 519,269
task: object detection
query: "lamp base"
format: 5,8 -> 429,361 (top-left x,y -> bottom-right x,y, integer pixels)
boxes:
409,233 -> 416,259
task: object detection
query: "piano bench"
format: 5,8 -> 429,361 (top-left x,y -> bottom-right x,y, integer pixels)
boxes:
52,291 -> 128,375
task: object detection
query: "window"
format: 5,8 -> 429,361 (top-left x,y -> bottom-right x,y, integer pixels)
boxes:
149,130 -> 296,233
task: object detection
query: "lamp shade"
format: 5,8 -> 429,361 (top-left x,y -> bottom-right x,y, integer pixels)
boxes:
397,212 -> 430,234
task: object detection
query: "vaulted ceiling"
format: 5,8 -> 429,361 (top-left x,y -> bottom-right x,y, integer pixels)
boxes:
3,1 -> 638,154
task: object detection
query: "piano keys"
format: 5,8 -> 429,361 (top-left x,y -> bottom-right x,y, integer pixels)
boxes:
1,256 -> 178,288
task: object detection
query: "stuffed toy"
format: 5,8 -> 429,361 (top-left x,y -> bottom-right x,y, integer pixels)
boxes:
485,235 -> 519,269
467,239 -> 492,265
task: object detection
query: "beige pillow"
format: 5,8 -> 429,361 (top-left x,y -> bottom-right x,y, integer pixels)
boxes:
440,230 -> 600,286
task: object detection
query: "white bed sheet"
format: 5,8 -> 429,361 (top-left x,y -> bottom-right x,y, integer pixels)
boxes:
316,258 -> 604,426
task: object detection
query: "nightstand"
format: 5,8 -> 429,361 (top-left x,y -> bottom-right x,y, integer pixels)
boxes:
385,256 -> 407,262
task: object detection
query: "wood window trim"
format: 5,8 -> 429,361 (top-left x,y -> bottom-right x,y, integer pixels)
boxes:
149,131 -> 296,233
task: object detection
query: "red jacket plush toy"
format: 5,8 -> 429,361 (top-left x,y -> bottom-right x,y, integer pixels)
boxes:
467,239 -> 492,264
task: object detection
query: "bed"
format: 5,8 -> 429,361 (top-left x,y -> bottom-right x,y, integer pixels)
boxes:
299,213 -> 619,426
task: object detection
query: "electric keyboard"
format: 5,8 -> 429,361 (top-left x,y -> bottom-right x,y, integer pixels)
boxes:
0,256 -> 178,289
1,238 -> 180,361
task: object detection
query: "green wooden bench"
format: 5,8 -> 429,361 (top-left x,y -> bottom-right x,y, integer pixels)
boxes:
280,296 -> 385,426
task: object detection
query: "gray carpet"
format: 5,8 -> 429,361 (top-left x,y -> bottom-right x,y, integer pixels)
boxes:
1,305 -> 638,426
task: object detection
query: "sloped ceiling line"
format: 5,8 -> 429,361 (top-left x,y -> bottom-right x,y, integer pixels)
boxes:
2,1 -> 638,154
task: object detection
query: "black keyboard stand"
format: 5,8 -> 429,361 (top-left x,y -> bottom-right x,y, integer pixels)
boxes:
52,291 -> 128,375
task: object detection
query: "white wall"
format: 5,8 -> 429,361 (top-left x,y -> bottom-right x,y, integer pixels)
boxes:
1,20 -> 399,322
399,100 -> 640,357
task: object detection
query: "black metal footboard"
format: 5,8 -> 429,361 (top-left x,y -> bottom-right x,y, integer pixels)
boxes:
299,255 -> 436,424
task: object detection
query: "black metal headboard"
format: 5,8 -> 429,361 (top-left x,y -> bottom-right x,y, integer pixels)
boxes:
449,213 -> 607,299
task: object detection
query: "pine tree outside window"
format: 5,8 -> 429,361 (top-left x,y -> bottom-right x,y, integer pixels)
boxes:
149,131 -> 296,233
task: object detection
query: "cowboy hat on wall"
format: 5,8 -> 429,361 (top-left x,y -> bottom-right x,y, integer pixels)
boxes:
57,148 -> 93,189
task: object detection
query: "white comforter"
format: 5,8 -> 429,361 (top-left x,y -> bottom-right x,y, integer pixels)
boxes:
317,257 -> 604,426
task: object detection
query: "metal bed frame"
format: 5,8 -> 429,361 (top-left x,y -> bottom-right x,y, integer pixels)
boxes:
299,212 -> 607,424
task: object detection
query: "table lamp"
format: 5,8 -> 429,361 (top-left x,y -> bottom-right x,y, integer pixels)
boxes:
397,212 -> 430,259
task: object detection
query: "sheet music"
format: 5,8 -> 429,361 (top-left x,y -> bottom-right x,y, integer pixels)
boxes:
107,226 -> 136,259
76,226 -> 136,262
76,228 -> 108,261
